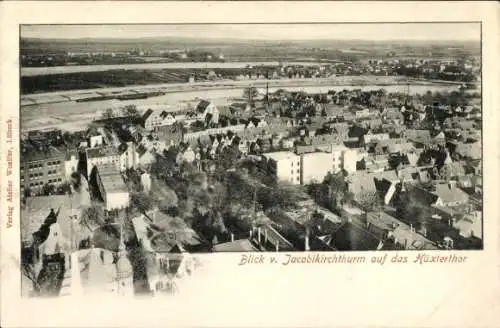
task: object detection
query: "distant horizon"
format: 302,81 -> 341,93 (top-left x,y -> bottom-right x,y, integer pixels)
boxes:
21,36 -> 479,44
21,23 -> 481,42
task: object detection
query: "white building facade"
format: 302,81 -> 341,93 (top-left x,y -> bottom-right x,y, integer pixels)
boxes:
262,151 -> 302,185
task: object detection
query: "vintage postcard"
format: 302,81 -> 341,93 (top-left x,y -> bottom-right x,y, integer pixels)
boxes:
1,1 -> 499,327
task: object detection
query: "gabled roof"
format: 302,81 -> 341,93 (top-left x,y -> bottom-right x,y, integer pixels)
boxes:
86,146 -> 119,159
212,239 -> 259,252
142,109 -> 154,121
432,183 -> 469,204
366,211 -> 437,250
196,100 -> 211,112
159,111 -> 172,120
330,222 -> 382,251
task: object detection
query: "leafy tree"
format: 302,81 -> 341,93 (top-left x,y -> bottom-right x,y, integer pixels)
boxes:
102,108 -> 114,119
165,206 -> 180,217
42,183 -> 56,196
308,171 -> 348,211
208,182 -> 229,214
323,171 -> 348,205
356,190 -> 383,212
56,182 -> 72,195
394,184 -> 433,229
124,104 -> 139,117
80,205 -> 106,228
258,184 -> 302,211
218,146 -> 241,171
131,191 -> 156,214
190,120 -> 206,132
71,172 -> 82,190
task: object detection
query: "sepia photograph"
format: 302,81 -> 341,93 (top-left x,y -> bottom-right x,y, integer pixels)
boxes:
18,22 -> 484,298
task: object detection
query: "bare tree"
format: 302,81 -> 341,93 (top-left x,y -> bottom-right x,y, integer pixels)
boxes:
21,262 -> 40,296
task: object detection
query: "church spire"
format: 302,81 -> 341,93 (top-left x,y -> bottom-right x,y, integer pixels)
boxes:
116,221 -> 133,296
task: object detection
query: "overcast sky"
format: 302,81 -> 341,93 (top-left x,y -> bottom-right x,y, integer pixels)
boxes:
21,23 -> 480,41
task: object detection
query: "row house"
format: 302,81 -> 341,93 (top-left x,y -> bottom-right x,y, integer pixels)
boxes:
142,109 -> 177,131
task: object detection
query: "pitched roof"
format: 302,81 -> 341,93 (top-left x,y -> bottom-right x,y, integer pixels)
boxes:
346,170 -> 398,200
432,183 -> 469,204
97,165 -> 128,193
366,212 -> 437,250
21,193 -> 90,243
142,109 -> 154,121
21,144 -> 66,163
455,142 -> 481,160
196,100 -> 211,112
404,129 -> 432,143
330,222 -> 382,251
212,239 -> 259,252
86,147 -> 119,159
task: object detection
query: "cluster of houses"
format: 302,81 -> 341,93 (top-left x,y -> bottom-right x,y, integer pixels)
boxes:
20,84 -> 483,296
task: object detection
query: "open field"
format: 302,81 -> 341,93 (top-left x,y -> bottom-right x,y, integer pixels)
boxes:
21,75 -> 461,106
21,61 -> 323,77
21,77 -> 462,133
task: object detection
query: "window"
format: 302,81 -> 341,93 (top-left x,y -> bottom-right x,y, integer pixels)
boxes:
57,178 -> 62,182
297,169 -> 300,174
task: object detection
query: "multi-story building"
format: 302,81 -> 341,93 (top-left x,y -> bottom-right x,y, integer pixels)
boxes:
95,165 -> 130,211
142,109 -> 177,131
262,146 -> 358,186
21,144 -> 66,191
118,142 -> 139,172
195,100 -> 219,125
300,152 -> 333,184
317,144 -> 358,174
300,146 -> 357,184
262,151 -> 302,185
85,146 -> 120,178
